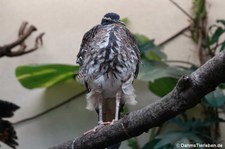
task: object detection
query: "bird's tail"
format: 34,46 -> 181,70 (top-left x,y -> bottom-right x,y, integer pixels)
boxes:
101,98 -> 123,149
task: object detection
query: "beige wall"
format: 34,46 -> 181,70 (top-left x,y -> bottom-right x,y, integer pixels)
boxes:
0,0 -> 224,148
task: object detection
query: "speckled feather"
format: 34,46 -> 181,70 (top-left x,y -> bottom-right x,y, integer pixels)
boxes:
77,22 -> 140,111
76,14 -> 140,119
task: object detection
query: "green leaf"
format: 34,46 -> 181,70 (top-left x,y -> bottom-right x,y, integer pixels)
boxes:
185,133 -> 203,144
154,132 -> 187,149
138,60 -> 193,82
204,118 -> 225,125
142,139 -> 159,149
16,64 -> 79,89
217,19 -> 225,26
210,27 -> 225,45
134,34 -> 167,60
142,139 -> 172,149
127,138 -> 140,149
149,77 -> 178,97
219,83 -> 225,89
155,132 -> 204,149
121,18 -> 130,25
220,41 -> 225,51
204,87 -> 225,108
146,51 -> 162,61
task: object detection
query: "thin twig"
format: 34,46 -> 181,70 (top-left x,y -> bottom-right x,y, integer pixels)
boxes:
157,25 -> 190,47
36,32 -> 45,46
169,0 -> 194,21
14,32 -> 46,56
5,25 -> 37,50
18,22 -> 28,37
13,90 -> 86,126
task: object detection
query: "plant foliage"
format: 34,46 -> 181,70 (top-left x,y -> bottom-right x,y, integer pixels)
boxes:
16,64 -> 78,89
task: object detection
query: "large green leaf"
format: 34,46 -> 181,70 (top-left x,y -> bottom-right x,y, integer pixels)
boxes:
137,60 -> 193,82
16,64 -> 79,89
149,77 -> 178,97
204,87 -> 225,108
134,34 -> 167,60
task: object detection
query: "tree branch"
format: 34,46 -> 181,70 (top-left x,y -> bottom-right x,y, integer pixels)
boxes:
0,21 -> 45,57
49,50 -> 225,149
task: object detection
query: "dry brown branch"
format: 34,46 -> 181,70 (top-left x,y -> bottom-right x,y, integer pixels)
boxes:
0,21 -> 45,57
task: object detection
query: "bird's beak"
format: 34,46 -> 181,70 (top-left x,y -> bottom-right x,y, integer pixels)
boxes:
118,20 -> 125,26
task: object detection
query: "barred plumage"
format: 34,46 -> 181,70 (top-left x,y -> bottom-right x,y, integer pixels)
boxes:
77,12 -> 140,129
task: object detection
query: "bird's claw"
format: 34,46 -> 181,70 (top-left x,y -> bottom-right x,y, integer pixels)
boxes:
83,125 -> 101,135
99,121 -> 111,125
83,123 -> 108,135
83,120 -> 118,135
110,119 -> 118,125
100,120 -> 118,125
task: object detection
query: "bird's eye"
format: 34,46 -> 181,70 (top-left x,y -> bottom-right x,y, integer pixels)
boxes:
101,18 -> 113,25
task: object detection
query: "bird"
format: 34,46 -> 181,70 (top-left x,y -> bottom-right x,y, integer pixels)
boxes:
0,99 -> 20,149
76,12 -> 140,148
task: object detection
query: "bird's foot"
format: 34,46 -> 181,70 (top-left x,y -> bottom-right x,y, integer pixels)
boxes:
83,126 -> 100,135
99,121 -> 111,125
83,121 -> 111,135
110,119 -> 118,125
83,119 -> 118,135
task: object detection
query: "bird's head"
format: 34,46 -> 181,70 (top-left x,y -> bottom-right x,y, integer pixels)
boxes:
101,12 -> 124,26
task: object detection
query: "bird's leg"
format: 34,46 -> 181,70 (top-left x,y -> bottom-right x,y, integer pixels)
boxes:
98,100 -> 111,125
84,92 -> 105,135
112,90 -> 122,124
98,101 -> 103,124
97,92 -> 112,125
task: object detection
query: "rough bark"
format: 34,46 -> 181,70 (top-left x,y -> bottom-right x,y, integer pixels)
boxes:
49,50 -> 225,149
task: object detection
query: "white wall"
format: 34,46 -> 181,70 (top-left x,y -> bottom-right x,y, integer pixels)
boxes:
0,0 -> 224,148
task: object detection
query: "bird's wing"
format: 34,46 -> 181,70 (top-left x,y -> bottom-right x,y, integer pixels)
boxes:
76,25 -> 102,92
119,26 -> 140,79
76,24 -> 102,66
